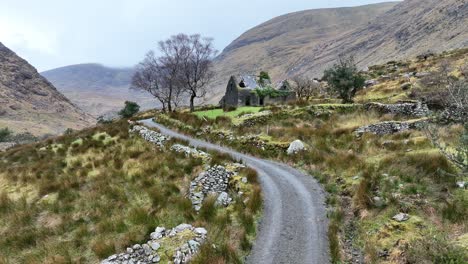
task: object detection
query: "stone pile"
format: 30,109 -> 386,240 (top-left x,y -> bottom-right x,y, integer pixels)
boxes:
102,224 -> 207,264
171,144 -> 211,160
189,165 -> 234,211
130,125 -> 170,148
365,102 -> 430,117
355,120 -> 427,136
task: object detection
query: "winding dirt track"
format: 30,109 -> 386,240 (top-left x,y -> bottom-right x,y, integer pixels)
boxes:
141,119 -> 329,264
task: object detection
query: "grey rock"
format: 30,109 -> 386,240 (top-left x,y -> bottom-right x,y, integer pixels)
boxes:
287,140 -> 306,155
456,181 -> 466,188
149,242 -> 160,251
175,223 -> 192,233
216,192 -> 232,206
392,213 -> 410,222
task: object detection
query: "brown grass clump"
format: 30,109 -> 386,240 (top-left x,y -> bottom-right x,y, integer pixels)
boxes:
0,119 -> 262,263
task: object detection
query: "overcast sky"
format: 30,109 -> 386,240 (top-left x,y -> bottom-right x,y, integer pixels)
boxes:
0,0 -> 398,71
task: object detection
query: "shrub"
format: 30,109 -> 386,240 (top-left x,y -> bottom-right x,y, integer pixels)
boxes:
0,127 -> 12,142
118,101 -> 140,118
258,71 -> 271,87
323,56 -> 365,103
406,234 -> 467,264
442,189 -> 468,223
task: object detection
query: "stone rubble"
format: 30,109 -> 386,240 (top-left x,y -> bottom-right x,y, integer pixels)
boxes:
189,165 -> 234,211
102,224 -> 207,264
129,125 -> 170,148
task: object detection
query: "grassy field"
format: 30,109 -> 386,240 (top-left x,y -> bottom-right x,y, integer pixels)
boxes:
194,107 -> 262,120
0,120 -> 262,263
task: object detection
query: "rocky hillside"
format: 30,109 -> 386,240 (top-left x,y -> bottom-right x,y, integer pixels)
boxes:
209,0 -> 468,102
295,0 -> 468,77
0,42 -> 94,135
42,64 -> 158,117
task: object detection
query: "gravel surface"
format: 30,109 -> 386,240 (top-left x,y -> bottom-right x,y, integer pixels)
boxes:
141,119 -> 329,264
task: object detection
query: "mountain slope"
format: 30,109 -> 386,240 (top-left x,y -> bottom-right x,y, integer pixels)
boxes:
209,2 -> 399,101
295,0 -> 468,77
0,42 -> 94,135
42,64 -> 158,117
210,0 -> 468,103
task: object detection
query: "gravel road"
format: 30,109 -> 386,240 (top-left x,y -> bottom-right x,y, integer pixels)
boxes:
141,119 -> 329,264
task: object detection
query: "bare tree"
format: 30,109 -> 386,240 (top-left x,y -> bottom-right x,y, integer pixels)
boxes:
417,61 -> 468,111
178,34 -> 217,112
132,51 -> 170,111
133,34 -> 216,112
157,35 -> 188,112
422,61 -> 468,174
132,36 -> 188,112
291,76 -> 321,101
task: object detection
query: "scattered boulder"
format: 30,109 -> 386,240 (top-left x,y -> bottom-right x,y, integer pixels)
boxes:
415,72 -> 431,78
392,213 -> 410,222
456,181 -> 467,189
287,140 -> 306,155
373,196 -> 385,207
365,79 -> 379,88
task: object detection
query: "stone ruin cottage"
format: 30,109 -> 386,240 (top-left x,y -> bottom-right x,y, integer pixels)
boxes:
220,75 -> 296,109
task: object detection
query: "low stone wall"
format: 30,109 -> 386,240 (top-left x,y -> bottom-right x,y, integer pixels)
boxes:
129,125 -> 170,148
171,144 -> 211,161
355,119 -> 427,136
365,102 -> 430,117
102,224 -> 207,264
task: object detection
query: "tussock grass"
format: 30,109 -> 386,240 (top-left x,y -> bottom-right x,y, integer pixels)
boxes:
0,120 -> 262,263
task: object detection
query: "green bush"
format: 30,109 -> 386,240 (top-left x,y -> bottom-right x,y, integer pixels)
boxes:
258,71 -> 271,87
118,101 -> 140,118
0,127 -> 12,142
323,56 -> 365,103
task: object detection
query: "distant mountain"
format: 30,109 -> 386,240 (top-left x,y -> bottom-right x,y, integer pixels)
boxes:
209,0 -> 468,103
0,42 -> 94,136
294,0 -> 468,77
42,64 -> 158,117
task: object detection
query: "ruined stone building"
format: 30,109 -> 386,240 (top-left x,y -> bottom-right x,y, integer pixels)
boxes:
219,75 -> 295,109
